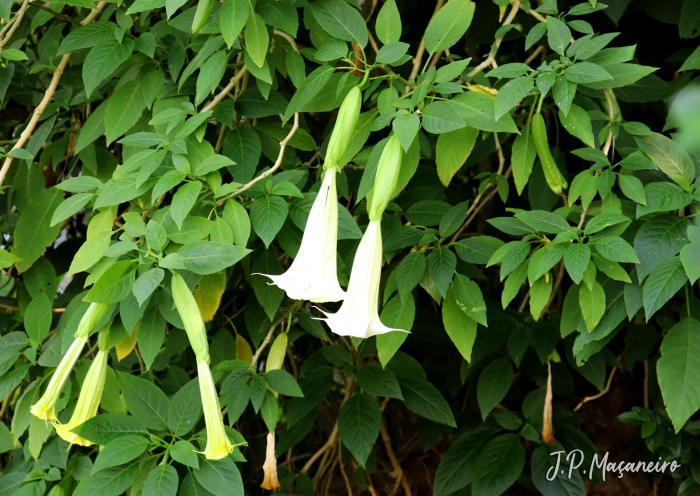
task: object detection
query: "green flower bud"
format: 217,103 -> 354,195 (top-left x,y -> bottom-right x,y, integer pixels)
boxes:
75,303 -> 111,339
172,273 -> 210,363
324,86 -> 362,169
368,135 -> 402,221
265,333 -> 287,372
197,357 -> 233,459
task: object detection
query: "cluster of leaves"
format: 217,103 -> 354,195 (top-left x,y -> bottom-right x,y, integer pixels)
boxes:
0,0 -> 698,494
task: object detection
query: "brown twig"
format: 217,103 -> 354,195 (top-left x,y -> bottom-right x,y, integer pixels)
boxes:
381,420 -> 413,496
524,45 -> 545,65
0,1 -> 106,188
202,67 -> 248,112
468,1 -> 521,78
216,112 -> 299,204
574,365 -> 617,412
0,0 -> 28,51
337,440 -> 352,496
251,323 -> 278,368
273,29 -> 299,52
449,133 -> 509,244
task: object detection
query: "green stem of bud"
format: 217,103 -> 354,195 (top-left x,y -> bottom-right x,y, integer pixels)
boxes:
368,135 -> 402,221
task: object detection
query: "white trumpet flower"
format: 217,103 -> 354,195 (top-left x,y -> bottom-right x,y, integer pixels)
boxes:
259,168 -> 345,303
320,220 -> 407,338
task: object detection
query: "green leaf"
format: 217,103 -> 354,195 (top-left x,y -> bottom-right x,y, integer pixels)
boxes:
422,92 -> 519,134
170,181 -> 203,229
167,378 -> 202,435
223,199 -> 251,248
0,250 -> 19,270
424,0 -> 475,54
194,458 -> 244,496
643,256 -> 687,319
658,318 -> 700,431
356,363 -> 403,399
338,393 -> 381,467
681,225 -> 700,284
73,462 -> 140,496
259,0 -> 298,37
530,276 -> 552,321
170,440 -> 199,469
579,281 -> 605,332
635,133 -> 695,191
118,372 -> 170,430
14,189 -> 62,273
634,215 -> 690,281
559,104 -> 595,148
477,358 -> 513,419
375,0 -> 401,44
433,428 -> 493,496
376,41 -> 410,65
58,21 -> 117,55
309,0 -> 368,48
396,251 -> 426,300
196,51 -> 228,106
92,436 -> 150,474
471,434 -> 525,496
399,376 -> 456,427
516,210 -> 570,234
50,193 -> 93,227
456,236 -> 504,264
618,174 -> 646,204
83,38 -> 135,98
435,126 -> 479,186
250,195 -> 288,247
553,76 -> 576,115
1,49 -> 27,61
220,0 -> 249,47
376,293 -> 415,366
244,12 -> 269,68
73,414 -> 149,445
546,16 -> 571,55
222,127 -> 261,183
132,269 -> 164,307
494,76 -> 534,121
583,63 -> 656,89
106,72 -> 164,144
427,247 -> 456,297
266,369 -> 303,397
564,243 -> 591,284
452,274 -> 487,326
283,65 -> 335,122
531,445 -> 586,496
636,182 -> 692,217
565,62 -> 612,84
590,236 -> 639,263
24,293 -> 52,344
85,260 -> 137,303
178,241 -> 250,274
526,22 -> 547,50
142,465 -> 178,496
392,114 -> 420,152
137,303 -> 166,370
443,287 -> 477,361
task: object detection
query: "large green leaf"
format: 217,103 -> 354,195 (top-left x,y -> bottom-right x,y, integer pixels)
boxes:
338,393 -> 381,467
424,0 -> 475,54
471,434 -> 525,496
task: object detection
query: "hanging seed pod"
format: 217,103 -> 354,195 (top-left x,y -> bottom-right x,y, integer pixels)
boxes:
171,272 -> 210,363
532,113 -> 568,195
265,333 -> 288,372
324,86 -> 362,169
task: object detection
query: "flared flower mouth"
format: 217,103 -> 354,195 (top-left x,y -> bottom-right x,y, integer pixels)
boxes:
258,169 -> 346,303
197,357 -> 233,460
55,349 -> 108,446
30,336 -> 89,422
319,220 -> 409,339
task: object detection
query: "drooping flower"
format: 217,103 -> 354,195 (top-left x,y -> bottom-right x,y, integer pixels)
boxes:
30,302 -> 111,422
320,135 -> 408,338
258,86 -> 362,304
197,357 -> 233,460
259,169 -> 345,302
260,432 -> 280,491
172,272 -> 210,362
55,348 -> 108,446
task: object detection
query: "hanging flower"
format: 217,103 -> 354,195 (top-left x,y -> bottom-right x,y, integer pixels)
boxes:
31,302 -> 111,421
321,135 -> 409,339
55,349 -> 108,446
172,272 -> 210,362
258,86 -> 362,304
260,432 -> 280,491
197,357 -> 233,460
259,169 -> 345,303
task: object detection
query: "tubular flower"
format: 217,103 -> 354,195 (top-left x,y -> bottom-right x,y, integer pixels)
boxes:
321,135 -> 408,339
172,273 -> 210,362
30,303 -> 110,422
55,349 -> 108,446
197,357 -> 233,460
324,85 -> 362,168
260,432 -> 280,491
259,169 -> 345,302
30,335 -> 87,422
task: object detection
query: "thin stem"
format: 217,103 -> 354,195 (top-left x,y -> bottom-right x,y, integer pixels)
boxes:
467,1 -> 521,79
202,67 -> 248,112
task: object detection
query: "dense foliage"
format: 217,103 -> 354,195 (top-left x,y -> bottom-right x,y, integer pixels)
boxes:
0,0 -> 699,494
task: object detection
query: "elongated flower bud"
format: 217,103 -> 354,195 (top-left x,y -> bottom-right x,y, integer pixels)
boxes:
172,273 -> 210,363
542,361 -> 555,445
320,220 -> 408,338
55,348 -> 108,446
260,432 -> 280,491
30,335 -> 88,421
75,303 -> 111,339
265,333 -> 287,372
258,169 -> 345,303
368,135 -> 402,221
325,86 -> 362,169
197,357 -> 233,460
